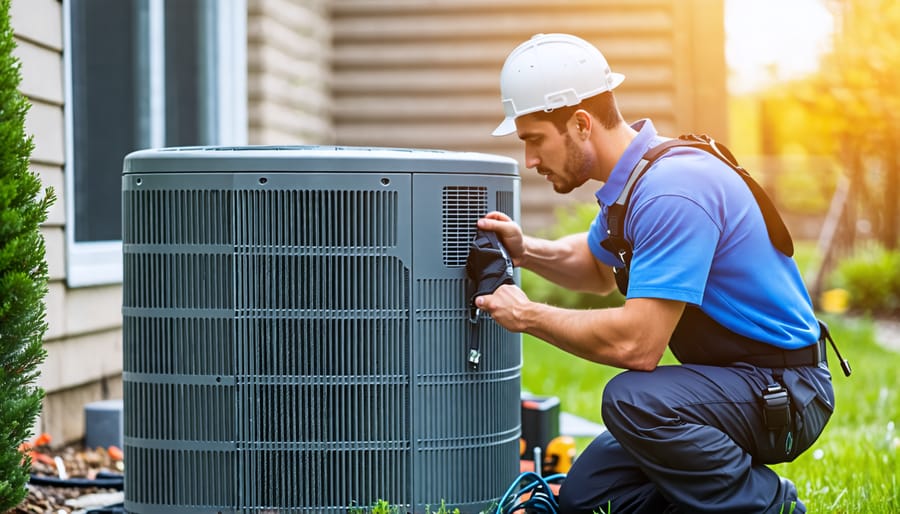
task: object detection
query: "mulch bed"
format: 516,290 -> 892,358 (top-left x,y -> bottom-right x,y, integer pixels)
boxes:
8,444 -> 123,514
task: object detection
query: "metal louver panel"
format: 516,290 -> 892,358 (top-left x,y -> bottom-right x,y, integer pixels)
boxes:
442,186 -> 487,267
496,190 -> 515,218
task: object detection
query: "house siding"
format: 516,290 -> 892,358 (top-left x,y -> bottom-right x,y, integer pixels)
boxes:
247,0 -> 332,144
331,0 -> 727,230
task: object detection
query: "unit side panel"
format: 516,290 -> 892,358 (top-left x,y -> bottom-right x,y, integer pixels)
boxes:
409,173 -> 521,511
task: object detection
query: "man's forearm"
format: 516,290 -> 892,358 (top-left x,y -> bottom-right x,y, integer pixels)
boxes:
517,301 -> 645,369
520,233 -> 616,295
513,297 -> 682,371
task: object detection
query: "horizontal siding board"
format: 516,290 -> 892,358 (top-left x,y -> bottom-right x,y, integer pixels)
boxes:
332,65 -> 674,95
44,282 -> 65,341
332,92 -> 676,123
33,163 -> 65,226
15,38 -> 63,104
249,102 -> 333,142
333,38 -> 674,68
39,330 -> 123,392
335,122 -> 546,151
249,126 -> 330,146
333,0 -> 672,14
247,63 -> 330,103
41,226 -> 65,282
336,115 -> 675,153
249,0 -> 329,30
25,100 -> 64,165
332,11 -> 673,41
247,14 -> 330,55
45,283 -> 124,342
10,0 -> 62,49
39,378 -> 123,446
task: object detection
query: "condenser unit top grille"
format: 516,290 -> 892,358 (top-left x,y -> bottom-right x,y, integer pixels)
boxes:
124,146 -> 518,175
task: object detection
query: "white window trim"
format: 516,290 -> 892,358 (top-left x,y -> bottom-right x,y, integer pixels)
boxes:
63,0 -> 247,288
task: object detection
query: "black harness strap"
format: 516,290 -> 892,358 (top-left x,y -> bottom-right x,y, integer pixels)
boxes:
600,134 -> 794,296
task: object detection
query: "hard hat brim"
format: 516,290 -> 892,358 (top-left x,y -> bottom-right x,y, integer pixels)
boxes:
491,72 -> 625,137
492,117 -> 518,137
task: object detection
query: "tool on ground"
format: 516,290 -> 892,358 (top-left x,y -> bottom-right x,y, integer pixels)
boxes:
544,436 -> 576,475
521,395 -> 560,459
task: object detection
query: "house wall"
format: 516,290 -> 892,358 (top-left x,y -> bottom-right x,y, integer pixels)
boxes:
247,0 -> 332,144
331,0 -> 727,231
12,0 -> 124,445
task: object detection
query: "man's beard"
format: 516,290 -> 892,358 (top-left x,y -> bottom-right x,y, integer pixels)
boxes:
545,133 -> 591,194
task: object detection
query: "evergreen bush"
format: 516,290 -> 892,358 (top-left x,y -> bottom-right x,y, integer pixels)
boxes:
0,0 -> 55,508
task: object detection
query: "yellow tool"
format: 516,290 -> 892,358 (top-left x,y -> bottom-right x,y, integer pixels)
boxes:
543,435 -> 576,474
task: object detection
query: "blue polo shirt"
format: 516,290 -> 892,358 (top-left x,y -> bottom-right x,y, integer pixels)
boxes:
587,120 -> 819,349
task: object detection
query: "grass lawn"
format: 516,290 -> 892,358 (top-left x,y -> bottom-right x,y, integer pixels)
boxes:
521,315 -> 900,513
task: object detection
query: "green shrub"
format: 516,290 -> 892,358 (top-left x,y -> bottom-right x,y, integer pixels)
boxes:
829,243 -> 900,315
0,0 -> 55,508
521,202 -> 624,310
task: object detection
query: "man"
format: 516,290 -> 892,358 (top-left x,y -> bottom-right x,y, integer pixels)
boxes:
477,33 -> 836,513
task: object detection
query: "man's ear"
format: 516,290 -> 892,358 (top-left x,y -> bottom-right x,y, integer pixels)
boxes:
570,109 -> 592,139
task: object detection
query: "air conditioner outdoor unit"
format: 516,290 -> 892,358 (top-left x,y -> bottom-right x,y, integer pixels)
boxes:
121,146 -> 522,513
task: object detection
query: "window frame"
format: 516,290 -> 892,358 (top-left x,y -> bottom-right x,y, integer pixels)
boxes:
62,0 -> 247,287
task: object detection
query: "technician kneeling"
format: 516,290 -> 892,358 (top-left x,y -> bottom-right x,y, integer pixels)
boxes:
477,33 -> 845,514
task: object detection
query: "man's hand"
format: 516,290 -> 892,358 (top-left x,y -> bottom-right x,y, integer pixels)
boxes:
477,211 -> 526,266
474,283 -> 530,333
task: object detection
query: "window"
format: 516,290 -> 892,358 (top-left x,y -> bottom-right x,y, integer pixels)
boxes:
64,0 -> 247,287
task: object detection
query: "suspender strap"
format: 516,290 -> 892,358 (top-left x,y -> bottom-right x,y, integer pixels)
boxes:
646,135 -> 794,257
600,134 -> 795,296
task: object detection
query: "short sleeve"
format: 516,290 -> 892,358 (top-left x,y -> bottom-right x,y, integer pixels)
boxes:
624,194 -> 721,304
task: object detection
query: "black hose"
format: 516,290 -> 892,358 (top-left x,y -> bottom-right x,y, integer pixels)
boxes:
29,472 -> 124,490
86,503 -> 125,514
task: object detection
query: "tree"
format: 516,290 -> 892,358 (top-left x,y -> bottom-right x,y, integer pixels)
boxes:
796,0 -> 900,250
0,0 -> 55,508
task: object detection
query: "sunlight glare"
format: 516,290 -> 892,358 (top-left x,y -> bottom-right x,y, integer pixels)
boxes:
725,0 -> 835,94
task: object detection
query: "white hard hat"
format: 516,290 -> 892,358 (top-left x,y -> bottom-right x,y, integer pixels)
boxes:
492,33 -> 625,137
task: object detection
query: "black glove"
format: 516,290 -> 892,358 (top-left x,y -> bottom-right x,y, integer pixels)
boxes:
465,228 -> 515,323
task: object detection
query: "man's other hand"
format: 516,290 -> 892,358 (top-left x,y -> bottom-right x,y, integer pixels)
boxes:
477,211 -> 526,266
475,283 -> 530,333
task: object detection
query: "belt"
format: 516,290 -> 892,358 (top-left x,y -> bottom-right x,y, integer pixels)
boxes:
669,307 -> 831,370
736,337 -> 827,369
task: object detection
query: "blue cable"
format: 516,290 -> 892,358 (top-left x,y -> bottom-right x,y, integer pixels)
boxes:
493,471 -> 566,513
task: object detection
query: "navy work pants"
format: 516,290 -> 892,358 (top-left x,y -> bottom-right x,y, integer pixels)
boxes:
557,363 -> 834,513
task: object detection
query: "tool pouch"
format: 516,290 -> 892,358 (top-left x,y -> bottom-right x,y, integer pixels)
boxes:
761,383 -> 794,457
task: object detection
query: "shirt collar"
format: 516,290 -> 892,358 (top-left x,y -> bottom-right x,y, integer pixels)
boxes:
594,119 -> 659,207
